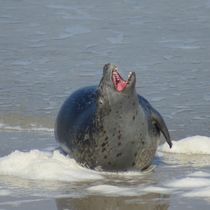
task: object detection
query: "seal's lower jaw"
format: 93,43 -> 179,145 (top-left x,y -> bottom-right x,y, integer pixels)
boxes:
112,68 -> 134,92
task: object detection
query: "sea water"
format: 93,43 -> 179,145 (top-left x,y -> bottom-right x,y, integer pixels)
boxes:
0,0 -> 210,209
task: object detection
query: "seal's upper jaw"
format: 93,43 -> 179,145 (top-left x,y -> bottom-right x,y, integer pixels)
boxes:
112,67 -> 135,92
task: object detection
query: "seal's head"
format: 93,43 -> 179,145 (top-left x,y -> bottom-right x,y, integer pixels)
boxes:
99,63 -> 136,93
96,63 -> 137,112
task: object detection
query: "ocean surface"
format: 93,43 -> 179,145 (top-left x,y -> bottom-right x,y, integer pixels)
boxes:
0,0 -> 210,209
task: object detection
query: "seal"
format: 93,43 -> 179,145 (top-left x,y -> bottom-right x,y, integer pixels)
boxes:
55,63 -> 172,171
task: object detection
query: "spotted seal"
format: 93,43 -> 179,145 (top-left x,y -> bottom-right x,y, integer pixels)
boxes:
55,63 -> 172,171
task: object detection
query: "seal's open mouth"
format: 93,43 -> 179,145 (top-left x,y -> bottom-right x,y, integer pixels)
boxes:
112,68 -> 132,92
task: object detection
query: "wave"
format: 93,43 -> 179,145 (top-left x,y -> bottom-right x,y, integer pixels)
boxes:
158,135 -> 210,155
0,150 -> 103,182
0,123 -> 53,133
0,136 -> 210,184
0,113 -> 54,133
87,170 -> 210,198
0,149 -> 147,183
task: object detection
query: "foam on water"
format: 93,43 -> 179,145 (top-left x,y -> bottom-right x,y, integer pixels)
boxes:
0,136 -> 210,198
0,189 -> 11,196
165,177 -> 210,188
87,184 -> 172,197
0,150 -> 103,182
183,187 -> 210,198
158,136 -> 210,155
88,185 -> 139,196
163,171 -> 210,198
87,171 -> 210,198
0,149 -> 147,184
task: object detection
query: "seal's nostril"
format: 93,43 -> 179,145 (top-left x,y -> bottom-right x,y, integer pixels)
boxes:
103,63 -> 111,75
103,63 -> 111,71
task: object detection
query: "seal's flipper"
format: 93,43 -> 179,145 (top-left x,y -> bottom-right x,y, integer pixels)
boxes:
151,110 -> 172,148
138,95 -> 172,148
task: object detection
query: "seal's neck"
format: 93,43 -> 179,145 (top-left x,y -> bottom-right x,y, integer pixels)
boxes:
96,87 -> 139,120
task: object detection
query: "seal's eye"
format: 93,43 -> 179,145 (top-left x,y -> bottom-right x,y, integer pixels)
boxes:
99,98 -> 103,105
97,96 -> 104,106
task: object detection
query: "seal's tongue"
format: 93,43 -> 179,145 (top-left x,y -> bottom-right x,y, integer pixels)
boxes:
112,70 -> 127,92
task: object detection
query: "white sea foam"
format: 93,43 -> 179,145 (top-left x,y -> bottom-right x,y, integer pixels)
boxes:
189,171 -> 210,177
158,136 -> 210,155
87,171 -> 210,197
87,185 -> 138,196
0,189 -> 11,196
163,171 -> 210,198
88,184 -> 171,196
0,150 -> 103,182
183,187 -> 210,198
0,149 -> 148,184
165,177 -> 210,188
1,135 -> 210,198
143,186 -> 171,194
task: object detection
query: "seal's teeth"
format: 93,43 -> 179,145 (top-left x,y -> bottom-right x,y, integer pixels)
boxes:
113,67 -> 118,72
128,72 -> 132,79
